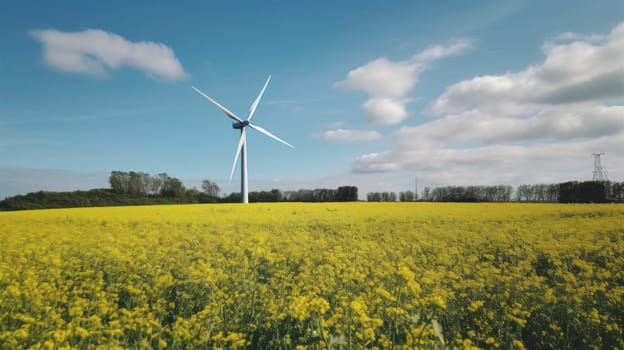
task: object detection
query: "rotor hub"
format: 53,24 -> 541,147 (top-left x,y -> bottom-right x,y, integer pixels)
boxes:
232,120 -> 250,129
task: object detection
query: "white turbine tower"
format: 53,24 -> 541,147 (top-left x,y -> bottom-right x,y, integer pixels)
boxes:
192,75 -> 294,203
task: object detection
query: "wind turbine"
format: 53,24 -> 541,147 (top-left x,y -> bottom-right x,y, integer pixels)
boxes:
192,75 -> 294,203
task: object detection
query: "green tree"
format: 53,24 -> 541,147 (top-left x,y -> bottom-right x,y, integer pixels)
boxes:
201,179 -> 221,197
159,173 -> 186,198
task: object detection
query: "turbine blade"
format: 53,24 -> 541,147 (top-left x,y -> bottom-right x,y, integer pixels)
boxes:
229,129 -> 246,183
248,123 -> 294,148
247,75 -> 271,121
192,86 -> 244,123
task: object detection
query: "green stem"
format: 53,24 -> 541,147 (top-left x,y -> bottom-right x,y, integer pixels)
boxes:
416,315 -> 430,350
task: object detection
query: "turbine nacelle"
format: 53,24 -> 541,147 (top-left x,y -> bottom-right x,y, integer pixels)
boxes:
232,120 -> 250,129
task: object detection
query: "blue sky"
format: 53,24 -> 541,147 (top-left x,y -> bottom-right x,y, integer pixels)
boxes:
1,0 -> 623,199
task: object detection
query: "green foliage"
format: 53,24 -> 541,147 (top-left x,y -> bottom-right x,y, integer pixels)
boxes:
160,177 -> 185,198
0,189 -> 169,211
201,179 -> 220,197
336,186 -> 358,201
249,189 -> 282,202
559,181 -> 613,203
367,191 -> 397,202
0,171 -> 223,210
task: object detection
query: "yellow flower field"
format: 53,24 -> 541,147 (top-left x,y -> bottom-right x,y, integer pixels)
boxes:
1,203 -> 623,349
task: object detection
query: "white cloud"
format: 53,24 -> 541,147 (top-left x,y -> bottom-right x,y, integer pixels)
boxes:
335,58 -> 420,98
362,98 -> 412,124
31,29 -> 188,81
392,105 -> 624,146
352,133 -> 624,186
352,22 -> 624,186
335,39 -> 473,124
315,129 -> 382,142
554,32 -> 605,42
412,40 -> 476,63
429,22 -> 624,115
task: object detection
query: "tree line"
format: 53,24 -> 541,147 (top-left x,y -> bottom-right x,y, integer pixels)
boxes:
0,171 -> 222,211
0,171 -> 359,210
372,181 -> 624,203
369,185 -> 513,202
108,171 -> 220,198
558,181 -> 624,203
220,186 -> 359,203
283,186 -> 359,202
2,170 -> 622,210
514,181 -> 624,203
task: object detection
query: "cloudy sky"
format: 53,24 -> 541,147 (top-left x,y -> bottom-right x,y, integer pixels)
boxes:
1,1 -> 623,199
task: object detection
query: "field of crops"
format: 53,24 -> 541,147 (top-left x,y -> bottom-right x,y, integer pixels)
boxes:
1,203 -> 623,349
